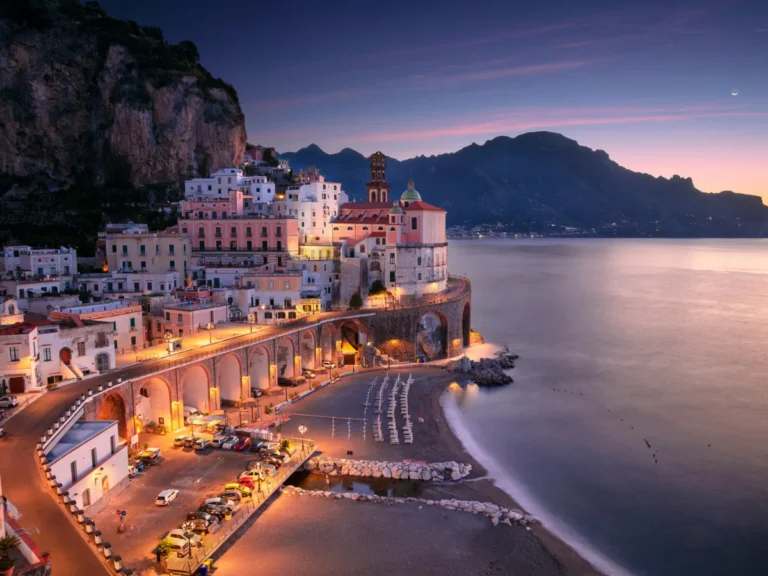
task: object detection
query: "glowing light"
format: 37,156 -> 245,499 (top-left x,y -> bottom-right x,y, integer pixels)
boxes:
731,89 -> 739,96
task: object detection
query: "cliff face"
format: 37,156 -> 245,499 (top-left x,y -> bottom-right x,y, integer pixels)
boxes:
0,0 -> 246,188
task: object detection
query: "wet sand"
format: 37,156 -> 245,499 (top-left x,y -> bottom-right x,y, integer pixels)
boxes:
264,367 -> 602,576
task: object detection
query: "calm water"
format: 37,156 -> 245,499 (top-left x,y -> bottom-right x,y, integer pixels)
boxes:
448,239 -> 768,576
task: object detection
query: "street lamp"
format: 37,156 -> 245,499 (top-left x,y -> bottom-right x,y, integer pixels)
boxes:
298,424 -> 307,451
247,312 -> 255,333
207,322 -> 214,344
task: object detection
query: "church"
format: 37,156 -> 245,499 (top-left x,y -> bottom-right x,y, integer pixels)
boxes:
332,152 -> 448,302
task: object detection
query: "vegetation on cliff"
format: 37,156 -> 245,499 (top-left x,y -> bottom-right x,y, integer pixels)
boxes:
0,0 -> 247,253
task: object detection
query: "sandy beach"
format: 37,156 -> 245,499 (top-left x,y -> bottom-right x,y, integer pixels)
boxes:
211,365 -> 601,575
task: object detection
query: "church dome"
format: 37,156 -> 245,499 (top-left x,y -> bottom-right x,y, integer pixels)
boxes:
389,202 -> 404,215
400,177 -> 422,202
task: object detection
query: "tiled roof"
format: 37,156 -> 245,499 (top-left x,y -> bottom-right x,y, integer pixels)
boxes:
404,201 -> 445,212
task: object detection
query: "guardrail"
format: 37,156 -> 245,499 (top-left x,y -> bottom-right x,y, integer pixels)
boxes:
170,440 -> 316,575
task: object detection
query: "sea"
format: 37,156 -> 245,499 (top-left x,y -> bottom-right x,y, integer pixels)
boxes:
447,238 -> 768,576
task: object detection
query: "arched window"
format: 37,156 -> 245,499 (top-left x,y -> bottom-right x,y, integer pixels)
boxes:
333,227 -> 339,231
96,353 -> 110,372
378,227 -> 384,231
347,227 -> 353,231
140,387 -> 148,398
362,227 -> 368,231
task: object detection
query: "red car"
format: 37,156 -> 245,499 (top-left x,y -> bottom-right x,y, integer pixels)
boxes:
238,476 -> 255,489
233,437 -> 251,452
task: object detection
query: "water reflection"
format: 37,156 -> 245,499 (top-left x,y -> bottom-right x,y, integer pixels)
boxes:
286,470 -> 425,497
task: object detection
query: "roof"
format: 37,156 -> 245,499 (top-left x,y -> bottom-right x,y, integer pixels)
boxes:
339,202 -> 392,210
47,420 -> 116,463
404,201 -> 446,213
0,322 -> 38,336
400,177 -> 422,202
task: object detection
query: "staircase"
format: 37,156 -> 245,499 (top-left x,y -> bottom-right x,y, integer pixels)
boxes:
60,361 -> 81,382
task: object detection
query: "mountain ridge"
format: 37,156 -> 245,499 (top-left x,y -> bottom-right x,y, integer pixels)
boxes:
281,132 -> 766,237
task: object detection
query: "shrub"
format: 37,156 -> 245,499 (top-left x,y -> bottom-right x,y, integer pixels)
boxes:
349,293 -> 362,310
156,538 -> 174,558
280,439 -> 292,451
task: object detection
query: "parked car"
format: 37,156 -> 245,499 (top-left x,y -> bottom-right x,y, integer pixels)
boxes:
233,437 -> 251,452
220,436 -> 239,450
194,438 -> 211,451
187,518 -> 213,535
277,377 -> 299,387
161,538 -> 189,558
0,428 -> 5,438
224,483 -> 251,496
198,503 -> 227,519
302,370 -> 315,379
218,490 -> 242,503
141,447 -> 162,460
210,434 -> 228,448
250,388 -> 264,398
0,396 -> 19,409
258,441 -> 281,453
204,497 -> 236,512
128,466 -> 140,478
168,528 -> 202,548
155,489 -> 179,506
183,436 -> 197,448
238,476 -> 255,489
173,435 -> 189,447
258,456 -> 283,469
260,463 -> 279,477
186,511 -> 219,525
184,406 -> 202,424
322,360 -> 337,369
263,448 -> 289,462
129,457 -> 145,472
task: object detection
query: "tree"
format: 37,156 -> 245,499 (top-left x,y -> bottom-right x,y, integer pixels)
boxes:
368,280 -> 386,295
0,535 -> 20,571
349,293 -> 363,310
175,40 -> 200,66
156,539 -> 174,559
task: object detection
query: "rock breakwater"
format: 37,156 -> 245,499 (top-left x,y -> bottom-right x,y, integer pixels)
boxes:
281,485 -> 538,528
305,457 -> 472,481
445,345 -> 519,386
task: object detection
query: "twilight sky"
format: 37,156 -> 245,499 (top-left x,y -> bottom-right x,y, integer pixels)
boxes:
101,0 -> 768,200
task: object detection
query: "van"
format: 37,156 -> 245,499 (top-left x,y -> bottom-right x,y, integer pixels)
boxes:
184,406 -> 202,420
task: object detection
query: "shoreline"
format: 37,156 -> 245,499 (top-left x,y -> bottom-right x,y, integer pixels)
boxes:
278,360 -> 606,576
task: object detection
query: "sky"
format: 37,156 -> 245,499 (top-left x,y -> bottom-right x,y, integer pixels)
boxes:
100,0 -> 768,200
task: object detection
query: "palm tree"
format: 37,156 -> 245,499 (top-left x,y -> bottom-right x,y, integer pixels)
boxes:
0,535 -> 20,575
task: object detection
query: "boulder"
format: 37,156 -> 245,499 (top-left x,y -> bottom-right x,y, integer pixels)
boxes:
372,468 -> 382,478
409,471 -> 421,480
451,471 -> 462,481
382,467 -> 392,479
392,468 -> 402,479
491,516 -> 499,526
420,469 -> 431,481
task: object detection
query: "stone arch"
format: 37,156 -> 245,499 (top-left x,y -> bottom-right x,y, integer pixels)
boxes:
277,335 -> 295,379
182,364 -> 211,413
462,302 -> 471,347
97,391 -> 128,439
219,353 -> 243,403
339,320 -> 367,365
60,347 -> 72,365
300,330 -> 316,370
416,310 -> 448,361
135,376 -> 172,431
249,345 -> 271,391
371,190 -> 377,202
320,323 -> 338,362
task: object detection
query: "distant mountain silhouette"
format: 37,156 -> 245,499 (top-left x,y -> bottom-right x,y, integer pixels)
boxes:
281,132 -> 767,237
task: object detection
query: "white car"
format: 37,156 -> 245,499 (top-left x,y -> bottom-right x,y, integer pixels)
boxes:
220,436 -> 239,450
204,497 -> 236,512
155,489 -> 179,506
210,434 -> 228,448
0,396 -> 19,409
322,361 -> 336,369
167,528 -> 202,548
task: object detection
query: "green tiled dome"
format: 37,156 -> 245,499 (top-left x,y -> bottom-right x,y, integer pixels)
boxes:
400,177 -> 422,202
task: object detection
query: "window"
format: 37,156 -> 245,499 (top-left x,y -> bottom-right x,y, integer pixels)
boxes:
170,260 -> 176,269
268,281 -> 274,289
247,240 -> 252,250
111,245 -> 117,253
390,253 -> 395,264
110,435 -> 116,454
262,241 -> 268,251
362,226 -> 368,231
140,244 -> 146,255
77,342 -> 86,356
277,241 -> 282,251
284,281 -> 290,289
390,271 -> 396,282
246,226 -> 252,237
43,347 -> 52,361
131,335 -> 137,346
411,217 -> 418,230
215,227 -> 222,238
231,226 -> 237,237
177,314 -> 183,323
261,226 -> 268,237
198,227 -> 205,238
9,347 -> 19,362
130,318 -> 136,330
147,282 -> 153,290
71,461 -> 78,484
418,273 -> 422,280
169,244 -> 175,254
91,447 -> 98,468
417,256 -> 422,266
122,245 -> 128,255
165,312 -> 170,321
134,282 -> 140,292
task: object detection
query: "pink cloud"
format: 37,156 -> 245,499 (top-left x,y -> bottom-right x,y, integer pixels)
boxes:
452,60 -> 589,81
254,88 -> 370,110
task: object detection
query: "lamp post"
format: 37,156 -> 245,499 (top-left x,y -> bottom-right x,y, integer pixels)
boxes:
207,322 -> 214,344
298,424 -> 307,452
247,312 -> 255,333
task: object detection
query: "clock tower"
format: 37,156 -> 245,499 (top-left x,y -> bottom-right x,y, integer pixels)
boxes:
366,151 -> 390,203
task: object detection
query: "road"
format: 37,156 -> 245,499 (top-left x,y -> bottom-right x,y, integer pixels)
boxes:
0,309 -> 374,574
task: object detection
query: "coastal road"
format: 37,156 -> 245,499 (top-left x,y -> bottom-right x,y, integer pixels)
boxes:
0,309 -> 376,574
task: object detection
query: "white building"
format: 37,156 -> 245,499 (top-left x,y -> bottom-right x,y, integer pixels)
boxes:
184,168 -> 276,202
51,299 -> 143,352
77,271 -> 181,297
2,245 -> 77,278
162,300 -> 228,337
0,321 -> 41,394
38,321 -> 115,385
273,180 -> 348,246
46,420 -> 129,511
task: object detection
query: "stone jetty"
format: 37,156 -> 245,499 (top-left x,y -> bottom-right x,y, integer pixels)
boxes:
281,485 -> 537,528
445,345 -> 519,386
305,457 -> 472,481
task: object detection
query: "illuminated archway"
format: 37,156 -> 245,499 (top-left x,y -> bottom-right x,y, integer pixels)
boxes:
97,392 -> 128,439
300,331 -> 316,370
249,346 -> 270,390
219,353 -> 242,403
462,303 -> 471,347
135,377 -> 172,430
182,364 -> 210,413
320,324 -> 337,362
416,310 -> 448,361
277,336 -> 295,379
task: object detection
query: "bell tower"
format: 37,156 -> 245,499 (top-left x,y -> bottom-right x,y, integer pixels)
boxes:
366,151 -> 390,203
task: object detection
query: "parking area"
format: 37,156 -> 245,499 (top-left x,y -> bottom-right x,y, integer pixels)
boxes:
92,429 -> 280,574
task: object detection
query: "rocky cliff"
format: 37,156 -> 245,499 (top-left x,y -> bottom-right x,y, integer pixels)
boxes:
0,0 -> 246,190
